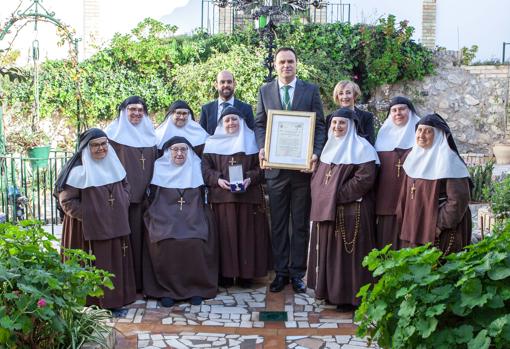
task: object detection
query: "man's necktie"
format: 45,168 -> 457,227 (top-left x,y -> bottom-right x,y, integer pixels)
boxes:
282,85 -> 291,110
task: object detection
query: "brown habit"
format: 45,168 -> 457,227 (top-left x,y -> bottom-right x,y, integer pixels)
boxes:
202,152 -> 272,279
375,148 -> 411,249
143,186 -> 218,300
397,176 -> 472,254
59,180 -> 136,309
110,140 -> 157,290
307,161 -> 376,306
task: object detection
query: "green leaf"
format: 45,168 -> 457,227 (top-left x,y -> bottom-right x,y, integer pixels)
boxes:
488,265 -> 510,280
416,317 -> 438,338
467,329 -> 491,349
461,278 -> 484,308
368,300 -> 387,322
398,298 -> 416,318
0,316 -> 16,330
487,294 -> 505,309
425,304 -> 445,317
488,316 -> 508,337
452,325 -> 474,343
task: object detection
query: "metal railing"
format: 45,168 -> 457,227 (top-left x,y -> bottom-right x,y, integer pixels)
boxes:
0,150 -> 73,234
308,3 -> 350,24
201,0 -> 351,34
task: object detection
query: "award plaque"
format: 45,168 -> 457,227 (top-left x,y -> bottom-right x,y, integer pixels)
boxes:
263,109 -> 316,171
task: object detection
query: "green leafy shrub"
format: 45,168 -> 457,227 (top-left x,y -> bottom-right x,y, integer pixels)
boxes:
0,220 -> 113,348
355,230 -> 510,349
486,175 -> 510,220
460,45 -> 479,65
468,160 -> 495,202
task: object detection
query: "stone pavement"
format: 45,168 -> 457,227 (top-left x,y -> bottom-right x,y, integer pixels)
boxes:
112,275 -> 378,349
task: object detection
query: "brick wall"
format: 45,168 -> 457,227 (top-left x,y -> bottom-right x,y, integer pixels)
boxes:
422,0 -> 437,49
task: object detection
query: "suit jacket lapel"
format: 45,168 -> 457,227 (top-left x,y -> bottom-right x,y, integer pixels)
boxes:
291,79 -> 303,110
211,101 -> 219,124
270,80 -> 283,110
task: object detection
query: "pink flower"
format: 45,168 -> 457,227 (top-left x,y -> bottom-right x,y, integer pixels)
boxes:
37,298 -> 47,308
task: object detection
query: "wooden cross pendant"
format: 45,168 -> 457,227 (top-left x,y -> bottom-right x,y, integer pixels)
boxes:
108,193 -> 115,207
395,158 -> 403,178
325,169 -> 332,185
121,240 -> 128,257
410,182 -> 416,200
229,157 -> 236,166
140,153 -> 146,170
177,197 -> 186,210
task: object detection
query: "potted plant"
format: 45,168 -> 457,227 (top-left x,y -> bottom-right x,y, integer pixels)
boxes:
7,126 -> 51,170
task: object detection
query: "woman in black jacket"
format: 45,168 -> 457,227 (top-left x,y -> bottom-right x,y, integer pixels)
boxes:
330,80 -> 375,145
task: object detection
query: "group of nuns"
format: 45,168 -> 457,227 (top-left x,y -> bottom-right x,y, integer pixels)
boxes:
55,95 -> 471,311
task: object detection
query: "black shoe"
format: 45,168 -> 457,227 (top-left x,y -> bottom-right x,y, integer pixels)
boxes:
219,276 -> 234,288
238,278 -> 253,288
336,304 -> 354,312
190,296 -> 203,305
291,277 -> 306,293
110,308 -> 129,318
269,275 -> 289,292
160,297 -> 175,307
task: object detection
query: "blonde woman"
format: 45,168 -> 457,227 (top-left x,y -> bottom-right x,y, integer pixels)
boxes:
332,80 -> 375,145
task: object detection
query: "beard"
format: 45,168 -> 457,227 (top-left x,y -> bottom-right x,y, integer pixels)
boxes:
219,87 -> 233,99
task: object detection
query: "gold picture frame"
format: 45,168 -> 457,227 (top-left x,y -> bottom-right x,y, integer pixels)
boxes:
263,109 -> 316,171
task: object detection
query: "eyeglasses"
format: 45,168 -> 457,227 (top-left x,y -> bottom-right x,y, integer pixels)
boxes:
89,141 -> 109,150
174,111 -> 189,117
127,106 -> 144,113
170,147 -> 188,154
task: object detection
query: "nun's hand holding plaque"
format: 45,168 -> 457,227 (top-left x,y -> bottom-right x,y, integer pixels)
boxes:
263,109 -> 316,171
228,164 -> 245,193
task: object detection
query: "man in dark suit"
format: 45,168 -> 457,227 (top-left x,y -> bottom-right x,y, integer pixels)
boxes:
255,47 -> 326,293
200,70 -> 255,135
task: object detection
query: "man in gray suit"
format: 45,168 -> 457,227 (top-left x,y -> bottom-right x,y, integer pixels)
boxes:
255,47 -> 326,293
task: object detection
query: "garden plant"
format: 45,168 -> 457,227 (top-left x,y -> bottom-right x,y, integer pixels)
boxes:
0,220 -> 113,348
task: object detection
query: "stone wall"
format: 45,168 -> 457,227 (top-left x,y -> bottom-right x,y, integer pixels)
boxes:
369,50 -> 510,154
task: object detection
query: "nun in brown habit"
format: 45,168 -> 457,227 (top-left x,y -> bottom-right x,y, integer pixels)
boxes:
374,96 -> 420,249
56,128 -> 136,309
202,106 -> 272,289
143,136 -> 218,307
106,96 -> 157,291
397,113 -> 472,254
307,108 -> 379,311
155,100 -> 209,157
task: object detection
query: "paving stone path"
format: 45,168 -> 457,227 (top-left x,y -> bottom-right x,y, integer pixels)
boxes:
112,276 -> 378,349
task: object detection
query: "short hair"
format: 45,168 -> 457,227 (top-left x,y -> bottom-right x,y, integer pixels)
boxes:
275,47 -> 297,61
332,80 -> 362,105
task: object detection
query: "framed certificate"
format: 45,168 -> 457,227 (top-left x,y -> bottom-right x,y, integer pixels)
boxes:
263,109 -> 316,171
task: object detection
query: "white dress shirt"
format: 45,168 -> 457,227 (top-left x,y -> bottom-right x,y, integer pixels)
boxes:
277,77 -> 297,109
216,96 -> 235,120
